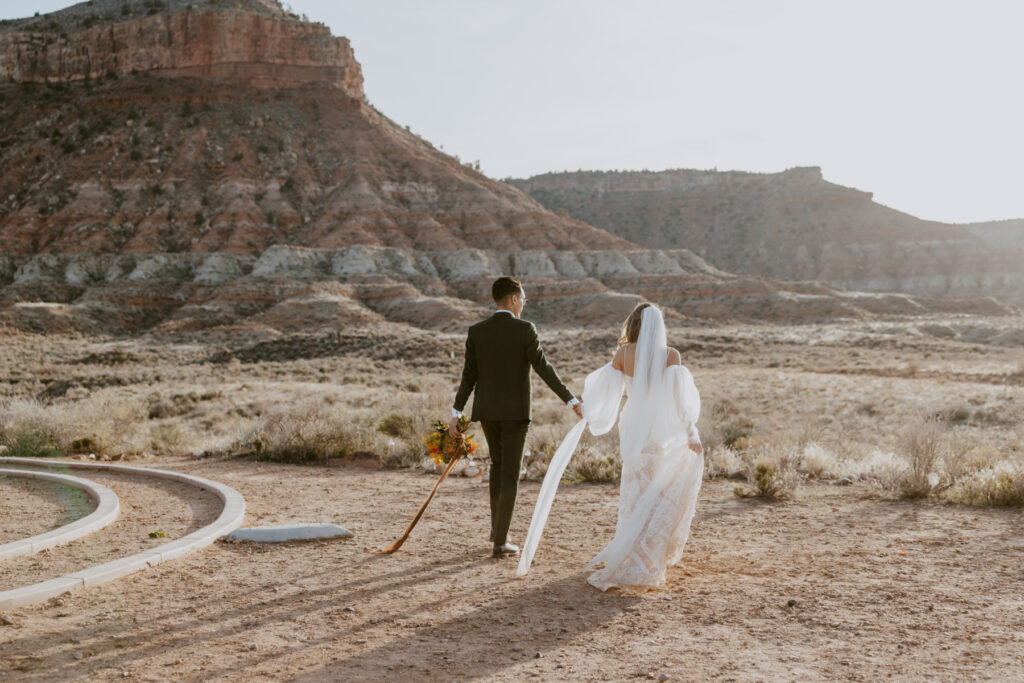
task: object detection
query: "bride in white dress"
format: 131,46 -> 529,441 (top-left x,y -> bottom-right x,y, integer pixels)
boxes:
517,303 -> 704,592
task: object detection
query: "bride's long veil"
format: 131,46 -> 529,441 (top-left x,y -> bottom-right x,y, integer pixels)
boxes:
619,306 -> 671,459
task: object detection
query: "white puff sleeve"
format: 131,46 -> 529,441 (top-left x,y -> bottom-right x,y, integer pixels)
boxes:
581,363 -> 625,436
668,365 -> 701,445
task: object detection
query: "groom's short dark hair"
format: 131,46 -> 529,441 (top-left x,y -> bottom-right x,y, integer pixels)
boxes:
492,276 -> 523,302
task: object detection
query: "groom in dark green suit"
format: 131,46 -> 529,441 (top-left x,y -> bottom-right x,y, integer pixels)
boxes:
451,276 -> 583,558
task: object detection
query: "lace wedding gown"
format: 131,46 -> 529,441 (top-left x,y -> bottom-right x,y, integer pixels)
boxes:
517,307 -> 704,592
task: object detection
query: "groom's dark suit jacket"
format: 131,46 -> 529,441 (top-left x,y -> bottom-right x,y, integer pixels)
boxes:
454,312 -> 574,422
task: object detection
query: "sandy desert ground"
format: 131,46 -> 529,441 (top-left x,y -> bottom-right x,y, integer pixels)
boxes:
2,461 -> 1024,681
1,313 -> 1023,681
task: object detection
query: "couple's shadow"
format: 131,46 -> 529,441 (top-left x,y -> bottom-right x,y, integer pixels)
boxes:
293,553 -> 642,682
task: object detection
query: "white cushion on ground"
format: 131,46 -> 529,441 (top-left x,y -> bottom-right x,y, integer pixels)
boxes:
227,523 -> 353,543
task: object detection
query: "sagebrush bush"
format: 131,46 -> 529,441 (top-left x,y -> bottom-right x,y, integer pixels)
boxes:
718,419 -> 756,448
149,422 -> 191,455
377,413 -> 417,439
797,442 -> 835,479
565,442 -> 621,483
947,464 -> 1024,506
705,445 -> 745,479
891,420 -> 953,499
380,436 -> 429,469
734,449 -> 799,501
253,402 -> 386,464
945,445 -> 1002,482
0,395 -> 146,458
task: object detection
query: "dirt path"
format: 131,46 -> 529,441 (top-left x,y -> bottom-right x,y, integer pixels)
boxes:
0,459 -> 1022,681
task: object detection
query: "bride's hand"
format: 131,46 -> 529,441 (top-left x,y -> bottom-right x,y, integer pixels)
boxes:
688,442 -> 703,455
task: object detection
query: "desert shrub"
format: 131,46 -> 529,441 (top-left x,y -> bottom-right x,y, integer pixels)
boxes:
855,449 -> 906,487
377,413 -> 417,439
719,418 -> 756,448
380,438 -> 426,469
947,464 -> 1024,507
796,442 -> 836,479
933,404 -> 971,424
565,442 -> 621,483
70,436 -> 97,453
253,402 -> 385,465
149,422 -> 191,455
1,395 -> 149,459
945,445 -> 1002,482
523,424 -> 566,480
148,394 -> 194,419
734,448 -> 799,501
705,445 -> 745,479
889,419 -> 953,499
4,428 -> 62,458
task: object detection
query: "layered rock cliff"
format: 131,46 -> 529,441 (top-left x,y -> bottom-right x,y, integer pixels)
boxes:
510,169 -> 1024,306
0,1 -> 363,93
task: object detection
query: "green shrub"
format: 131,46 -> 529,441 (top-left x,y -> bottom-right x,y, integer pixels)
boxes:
377,413 -> 416,439
717,417 -> 755,448
5,429 -> 62,458
70,436 -> 97,453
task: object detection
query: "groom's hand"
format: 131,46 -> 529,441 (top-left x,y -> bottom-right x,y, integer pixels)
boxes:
449,417 -> 462,436
572,401 -> 583,419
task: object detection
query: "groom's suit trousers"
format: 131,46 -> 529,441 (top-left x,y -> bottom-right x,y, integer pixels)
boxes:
480,419 -> 530,546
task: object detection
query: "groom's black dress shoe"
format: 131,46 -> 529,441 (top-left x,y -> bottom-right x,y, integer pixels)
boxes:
492,542 -> 520,559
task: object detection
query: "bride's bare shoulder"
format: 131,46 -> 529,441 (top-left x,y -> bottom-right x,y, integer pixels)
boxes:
666,347 -> 682,366
612,345 -> 627,370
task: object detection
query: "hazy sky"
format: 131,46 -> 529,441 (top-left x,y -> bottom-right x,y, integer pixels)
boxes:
6,0 -> 1023,223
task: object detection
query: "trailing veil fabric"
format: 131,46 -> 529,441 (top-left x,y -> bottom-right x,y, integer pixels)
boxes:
516,363 -> 625,576
517,307 -> 704,590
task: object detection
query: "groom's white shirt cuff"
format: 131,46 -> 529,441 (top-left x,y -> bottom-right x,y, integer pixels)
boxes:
453,397 -> 579,419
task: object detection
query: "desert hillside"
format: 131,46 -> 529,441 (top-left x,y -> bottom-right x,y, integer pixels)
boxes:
510,168 -> 1024,306
0,2 -> 1008,337
964,218 -> 1024,249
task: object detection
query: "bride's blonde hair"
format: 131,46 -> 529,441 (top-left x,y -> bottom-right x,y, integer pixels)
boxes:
618,302 -> 652,347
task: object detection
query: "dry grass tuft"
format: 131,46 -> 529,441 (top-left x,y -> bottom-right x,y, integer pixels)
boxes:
705,445 -> 746,479
734,446 -> 799,501
253,401 -> 386,465
0,395 -> 147,458
947,462 -> 1024,506
889,419 -> 953,499
796,442 -> 837,479
565,440 -> 621,483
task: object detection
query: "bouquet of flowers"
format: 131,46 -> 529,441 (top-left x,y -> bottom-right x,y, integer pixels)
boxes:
423,415 -> 479,466
374,416 -> 482,554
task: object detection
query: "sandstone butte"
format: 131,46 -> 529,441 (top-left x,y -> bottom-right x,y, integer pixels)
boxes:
510,169 -> 1024,307
0,0 -> 1013,337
